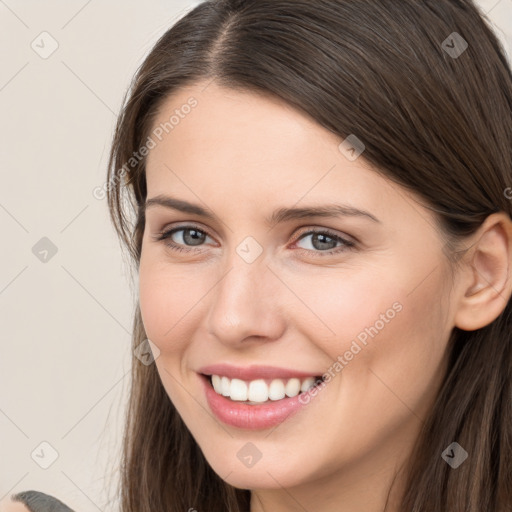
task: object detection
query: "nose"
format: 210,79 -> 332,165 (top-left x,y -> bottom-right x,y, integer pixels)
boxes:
205,251 -> 287,348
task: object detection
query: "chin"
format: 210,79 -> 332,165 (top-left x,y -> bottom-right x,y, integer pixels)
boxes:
202,445 -> 317,490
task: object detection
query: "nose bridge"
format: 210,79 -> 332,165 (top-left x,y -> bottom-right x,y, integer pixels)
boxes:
206,247 -> 285,344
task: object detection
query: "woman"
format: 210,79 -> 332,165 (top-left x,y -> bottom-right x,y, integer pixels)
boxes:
105,0 -> 512,510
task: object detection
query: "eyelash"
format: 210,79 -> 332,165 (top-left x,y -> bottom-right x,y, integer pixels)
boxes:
153,224 -> 356,257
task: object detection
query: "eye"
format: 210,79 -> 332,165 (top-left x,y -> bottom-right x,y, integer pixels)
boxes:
154,225 -> 214,253
293,229 -> 355,256
153,225 -> 355,256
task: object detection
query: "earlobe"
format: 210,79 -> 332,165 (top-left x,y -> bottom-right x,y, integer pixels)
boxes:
454,212 -> 512,331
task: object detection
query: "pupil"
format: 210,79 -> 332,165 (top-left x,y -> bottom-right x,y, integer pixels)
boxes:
184,229 -> 205,246
313,233 -> 336,250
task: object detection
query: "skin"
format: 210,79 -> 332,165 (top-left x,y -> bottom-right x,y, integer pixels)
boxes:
139,81 -> 512,512
0,498 -> 29,512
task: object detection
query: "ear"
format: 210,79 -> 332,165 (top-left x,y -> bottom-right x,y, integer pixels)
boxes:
454,212 -> 512,331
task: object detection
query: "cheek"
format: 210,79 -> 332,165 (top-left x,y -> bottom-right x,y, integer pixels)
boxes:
138,259 -> 203,410
138,258 -> 192,351
332,271 -> 450,427
139,269 -> 170,343
285,267 -> 402,358
138,253 -> 217,361
290,263 -> 449,395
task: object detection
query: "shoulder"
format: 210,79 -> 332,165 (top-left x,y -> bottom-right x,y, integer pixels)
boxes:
0,491 -> 75,512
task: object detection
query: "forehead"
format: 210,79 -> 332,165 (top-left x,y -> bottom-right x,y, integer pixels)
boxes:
144,82 -> 420,224
147,81 -> 340,166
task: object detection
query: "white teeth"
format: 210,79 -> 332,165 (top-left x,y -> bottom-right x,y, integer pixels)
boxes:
268,379 -> 285,400
221,376 -> 230,396
212,375 -> 222,394
209,374 -> 319,403
300,377 -> 315,392
285,377 -> 301,397
248,379 -> 268,402
230,379 -> 248,401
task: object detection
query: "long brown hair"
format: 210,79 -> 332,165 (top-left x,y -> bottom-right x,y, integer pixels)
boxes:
106,1 -> 512,510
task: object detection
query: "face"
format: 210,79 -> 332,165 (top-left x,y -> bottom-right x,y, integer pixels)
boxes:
139,82 -> 457,490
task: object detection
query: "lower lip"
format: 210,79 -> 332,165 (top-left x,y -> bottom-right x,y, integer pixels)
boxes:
200,374 -> 313,430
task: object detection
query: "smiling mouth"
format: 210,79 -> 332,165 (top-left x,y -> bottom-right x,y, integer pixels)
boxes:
202,373 -> 325,405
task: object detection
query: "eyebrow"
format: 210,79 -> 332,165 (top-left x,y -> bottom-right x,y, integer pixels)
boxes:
144,195 -> 380,225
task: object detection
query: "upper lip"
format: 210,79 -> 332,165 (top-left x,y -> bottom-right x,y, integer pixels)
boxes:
197,363 -> 322,381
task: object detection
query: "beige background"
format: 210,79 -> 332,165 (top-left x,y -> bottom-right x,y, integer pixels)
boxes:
1,1 -> 511,510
